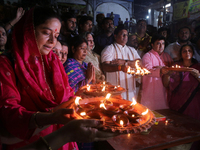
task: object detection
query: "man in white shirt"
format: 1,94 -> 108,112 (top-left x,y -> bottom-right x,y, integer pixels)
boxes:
165,26 -> 200,62
101,26 -> 141,101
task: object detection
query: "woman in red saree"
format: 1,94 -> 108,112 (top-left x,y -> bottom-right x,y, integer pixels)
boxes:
0,6 -> 78,150
163,44 -> 200,149
163,44 -> 200,120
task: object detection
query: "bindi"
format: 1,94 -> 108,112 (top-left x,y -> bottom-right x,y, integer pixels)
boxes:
55,29 -> 57,32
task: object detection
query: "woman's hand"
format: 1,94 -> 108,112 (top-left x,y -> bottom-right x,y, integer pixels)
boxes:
50,108 -> 80,125
190,68 -> 200,78
15,7 -> 25,21
160,66 -> 169,75
111,59 -> 125,65
52,97 -> 75,112
19,119 -> 119,150
63,119 -> 119,143
86,62 -> 95,83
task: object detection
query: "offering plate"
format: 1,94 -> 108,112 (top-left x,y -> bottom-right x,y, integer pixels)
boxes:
74,97 -> 156,134
81,84 -> 126,97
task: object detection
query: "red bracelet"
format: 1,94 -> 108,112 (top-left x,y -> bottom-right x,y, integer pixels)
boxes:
118,65 -> 122,71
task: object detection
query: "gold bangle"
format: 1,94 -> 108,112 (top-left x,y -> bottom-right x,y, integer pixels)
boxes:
33,111 -> 43,128
40,136 -> 53,150
118,65 -> 122,71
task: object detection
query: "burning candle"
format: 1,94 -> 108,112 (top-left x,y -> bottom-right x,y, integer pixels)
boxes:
165,120 -> 168,126
105,93 -> 111,100
112,114 -> 129,127
102,86 -> 106,92
103,93 -> 113,106
80,112 -> 86,116
100,103 -> 107,110
86,84 -> 90,91
127,133 -> 131,137
141,109 -> 149,115
127,66 -> 131,74
75,97 -> 82,107
130,98 -> 137,106
120,120 -> 124,127
143,68 -> 150,74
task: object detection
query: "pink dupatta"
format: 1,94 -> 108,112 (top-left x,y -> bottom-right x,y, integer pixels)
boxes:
0,7 -> 77,150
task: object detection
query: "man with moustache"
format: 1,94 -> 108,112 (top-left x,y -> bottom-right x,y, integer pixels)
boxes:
93,17 -> 115,55
101,25 -> 141,101
59,12 -> 77,43
165,26 -> 200,62
78,16 -> 93,36
135,20 -> 151,58
141,34 -> 170,110
127,34 -> 141,56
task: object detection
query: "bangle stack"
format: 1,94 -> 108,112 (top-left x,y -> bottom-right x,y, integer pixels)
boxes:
40,136 -> 53,150
33,111 -> 43,128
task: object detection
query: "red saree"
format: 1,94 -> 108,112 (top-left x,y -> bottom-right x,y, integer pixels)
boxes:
168,63 -> 200,120
0,7 -> 78,150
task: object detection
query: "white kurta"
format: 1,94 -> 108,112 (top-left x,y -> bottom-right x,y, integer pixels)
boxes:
101,43 -> 141,101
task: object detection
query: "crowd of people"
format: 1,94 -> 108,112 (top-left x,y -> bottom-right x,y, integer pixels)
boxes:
0,2 -> 200,150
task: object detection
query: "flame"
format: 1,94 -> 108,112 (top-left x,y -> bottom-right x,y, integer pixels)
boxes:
118,85 -> 120,87
102,86 -> 106,91
126,60 -> 150,75
105,93 -> 111,100
135,60 -> 141,70
165,120 -> 168,125
80,112 -> 86,116
130,98 -> 137,106
140,69 -> 144,76
100,103 -> 107,110
172,66 -> 174,68
131,70 -> 135,74
127,133 -> 130,137
135,69 -> 140,75
87,85 -> 90,91
127,66 -> 131,73
143,68 -> 150,74
142,109 -> 149,115
120,120 -> 124,127
132,114 -> 135,117
114,86 -> 117,89
75,97 -> 82,106
103,81 -> 105,85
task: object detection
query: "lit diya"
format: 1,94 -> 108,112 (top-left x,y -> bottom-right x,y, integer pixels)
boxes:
127,60 -> 151,76
73,95 -> 156,134
166,64 -> 193,72
119,98 -> 137,110
81,83 -> 126,97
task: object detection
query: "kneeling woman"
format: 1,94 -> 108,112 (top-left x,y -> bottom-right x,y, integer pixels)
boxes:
64,36 -> 95,93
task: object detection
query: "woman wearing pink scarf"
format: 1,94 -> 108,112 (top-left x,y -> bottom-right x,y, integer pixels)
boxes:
0,7 -> 78,150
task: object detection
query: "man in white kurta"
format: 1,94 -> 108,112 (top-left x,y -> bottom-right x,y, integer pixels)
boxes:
101,27 -> 141,101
